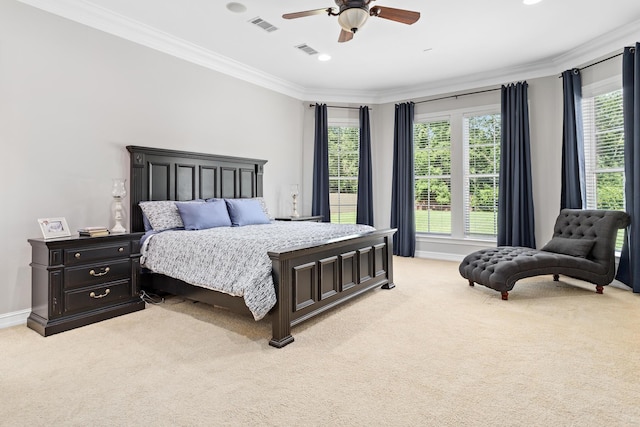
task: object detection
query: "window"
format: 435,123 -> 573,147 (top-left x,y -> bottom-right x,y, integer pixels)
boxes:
463,113 -> 501,237
414,120 -> 452,234
413,106 -> 500,240
328,126 -> 359,224
582,85 -> 625,250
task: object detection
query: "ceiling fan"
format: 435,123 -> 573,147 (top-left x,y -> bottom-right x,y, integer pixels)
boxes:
283,0 -> 420,43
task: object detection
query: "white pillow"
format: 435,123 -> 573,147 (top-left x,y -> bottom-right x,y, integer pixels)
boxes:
139,201 -> 184,231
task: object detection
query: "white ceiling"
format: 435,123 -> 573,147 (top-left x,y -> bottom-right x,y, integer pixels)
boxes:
18,0 -> 640,103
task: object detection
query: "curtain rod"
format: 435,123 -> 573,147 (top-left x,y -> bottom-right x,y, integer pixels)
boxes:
558,48 -> 632,78
308,104 -> 370,110
581,51 -> 624,71
415,87 -> 501,105
311,88 -> 501,109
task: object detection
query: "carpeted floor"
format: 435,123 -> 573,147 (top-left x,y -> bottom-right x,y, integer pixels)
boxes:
1,257 -> 639,426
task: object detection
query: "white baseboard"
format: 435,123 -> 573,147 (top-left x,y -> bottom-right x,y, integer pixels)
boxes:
0,309 -> 30,329
609,279 -> 632,291
415,251 -> 464,262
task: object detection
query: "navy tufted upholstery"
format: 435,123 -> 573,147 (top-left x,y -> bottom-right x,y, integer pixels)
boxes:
459,209 -> 630,299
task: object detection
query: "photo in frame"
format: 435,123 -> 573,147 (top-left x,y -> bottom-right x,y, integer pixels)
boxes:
37,217 -> 71,239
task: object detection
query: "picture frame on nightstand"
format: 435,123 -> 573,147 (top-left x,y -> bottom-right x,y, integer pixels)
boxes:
37,217 -> 71,239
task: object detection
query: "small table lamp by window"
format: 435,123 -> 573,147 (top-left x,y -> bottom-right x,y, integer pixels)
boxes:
291,184 -> 300,218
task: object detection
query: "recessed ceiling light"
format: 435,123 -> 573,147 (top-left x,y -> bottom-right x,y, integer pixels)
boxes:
523,0 -> 542,5
226,2 -> 247,13
318,54 -> 331,62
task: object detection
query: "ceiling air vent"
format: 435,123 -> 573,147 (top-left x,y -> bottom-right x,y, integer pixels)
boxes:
248,17 -> 278,33
295,44 -> 319,56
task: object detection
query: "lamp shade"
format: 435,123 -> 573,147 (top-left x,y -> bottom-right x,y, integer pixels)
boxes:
337,7 -> 369,33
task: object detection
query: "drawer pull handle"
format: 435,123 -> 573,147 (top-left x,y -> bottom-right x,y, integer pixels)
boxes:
89,267 -> 110,277
89,289 -> 110,299
118,247 -> 124,252
75,253 -> 81,259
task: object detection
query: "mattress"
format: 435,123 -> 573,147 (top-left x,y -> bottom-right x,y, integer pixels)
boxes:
140,221 -> 375,320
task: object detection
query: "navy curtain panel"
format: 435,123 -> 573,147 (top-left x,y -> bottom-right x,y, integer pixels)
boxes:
390,102 -> 416,257
356,106 -> 374,226
616,44 -> 640,293
312,103 -> 331,222
498,82 -> 536,248
560,68 -> 586,209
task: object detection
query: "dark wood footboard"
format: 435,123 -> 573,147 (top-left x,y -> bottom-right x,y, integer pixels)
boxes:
268,229 -> 396,347
140,228 -> 396,347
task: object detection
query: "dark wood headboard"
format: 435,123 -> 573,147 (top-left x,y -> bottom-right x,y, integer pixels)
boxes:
127,146 -> 267,233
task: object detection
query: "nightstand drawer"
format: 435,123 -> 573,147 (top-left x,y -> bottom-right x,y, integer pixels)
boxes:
64,280 -> 132,314
64,259 -> 131,289
64,242 -> 131,265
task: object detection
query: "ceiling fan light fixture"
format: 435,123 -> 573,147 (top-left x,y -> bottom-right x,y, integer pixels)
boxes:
337,7 -> 369,33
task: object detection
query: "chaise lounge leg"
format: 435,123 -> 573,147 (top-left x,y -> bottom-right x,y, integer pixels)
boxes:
501,291 -> 509,300
468,280 -> 474,287
596,285 -> 604,294
553,274 -> 559,281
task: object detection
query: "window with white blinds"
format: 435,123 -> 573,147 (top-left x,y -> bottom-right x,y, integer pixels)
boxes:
328,126 -> 359,224
463,113 -> 501,237
582,88 -> 625,250
413,120 -> 452,234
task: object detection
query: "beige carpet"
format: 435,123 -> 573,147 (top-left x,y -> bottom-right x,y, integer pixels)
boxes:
2,257 -> 640,426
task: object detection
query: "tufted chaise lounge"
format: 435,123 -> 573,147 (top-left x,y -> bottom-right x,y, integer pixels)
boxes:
459,209 -> 630,300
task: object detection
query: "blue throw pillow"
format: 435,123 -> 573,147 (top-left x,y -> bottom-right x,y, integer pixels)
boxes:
225,198 -> 271,226
209,197 -> 273,220
175,200 -> 231,230
142,213 -> 153,232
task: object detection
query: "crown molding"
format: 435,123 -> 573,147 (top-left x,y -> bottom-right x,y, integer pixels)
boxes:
17,0 -> 640,105
16,0 -> 308,99
550,18 -> 640,71
342,18 -> 640,105
280,14 -> 639,105
371,61 -> 555,104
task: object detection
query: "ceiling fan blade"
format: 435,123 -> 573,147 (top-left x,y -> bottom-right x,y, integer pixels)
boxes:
338,29 -> 353,43
283,8 -> 333,20
370,6 -> 420,25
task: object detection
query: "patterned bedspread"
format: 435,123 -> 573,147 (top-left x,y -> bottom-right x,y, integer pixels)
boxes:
140,221 -> 375,320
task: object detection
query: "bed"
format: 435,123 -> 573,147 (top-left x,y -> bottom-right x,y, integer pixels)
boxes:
127,146 -> 396,347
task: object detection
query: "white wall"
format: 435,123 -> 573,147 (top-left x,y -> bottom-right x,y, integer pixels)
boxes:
528,76 -> 564,247
0,1 -> 305,322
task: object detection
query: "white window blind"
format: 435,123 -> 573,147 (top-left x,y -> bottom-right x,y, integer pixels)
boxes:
413,120 -> 452,234
582,88 -> 625,250
463,113 -> 501,238
328,126 -> 359,224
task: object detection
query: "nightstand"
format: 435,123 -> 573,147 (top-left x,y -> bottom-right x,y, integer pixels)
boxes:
275,215 -> 323,222
27,233 -> 145,336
